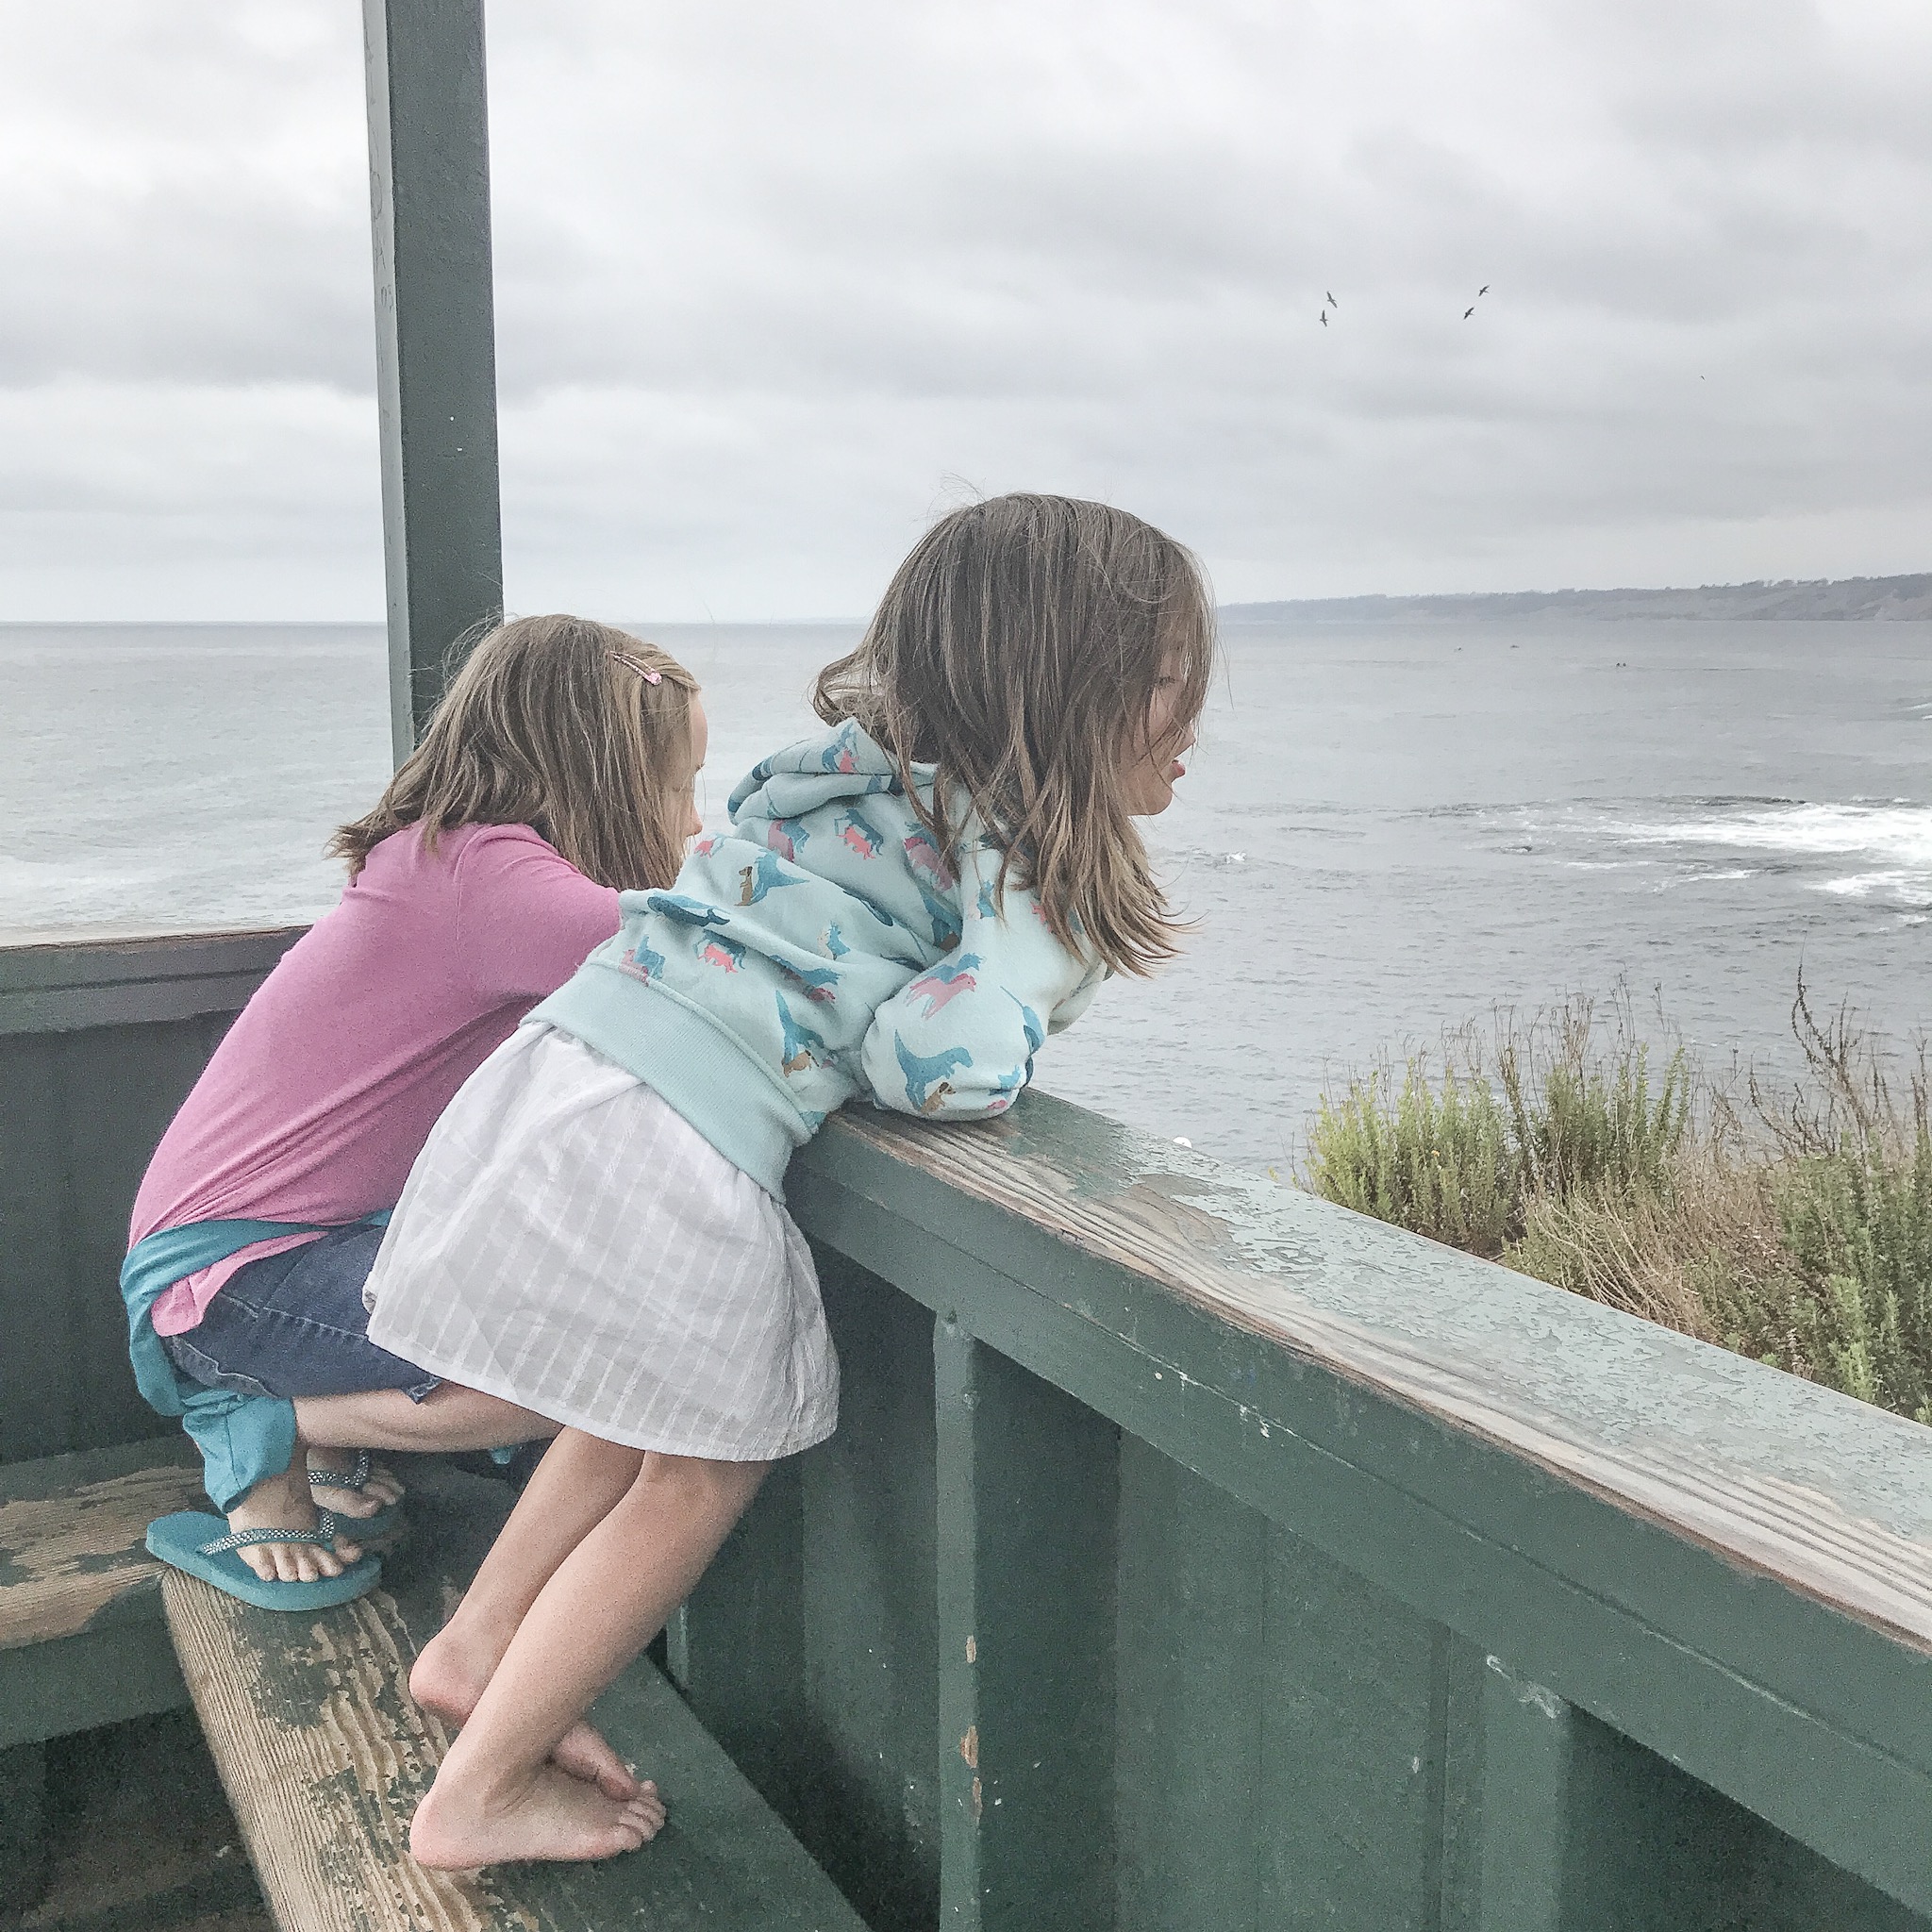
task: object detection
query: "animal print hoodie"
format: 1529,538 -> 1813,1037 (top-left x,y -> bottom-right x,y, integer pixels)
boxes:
530,720 -> 1105,1197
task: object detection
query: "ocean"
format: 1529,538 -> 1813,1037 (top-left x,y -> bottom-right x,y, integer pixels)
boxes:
4,618 -> 1927,1169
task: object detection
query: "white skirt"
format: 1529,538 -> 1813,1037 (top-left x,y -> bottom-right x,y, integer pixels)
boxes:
363,1024 -> 838,1460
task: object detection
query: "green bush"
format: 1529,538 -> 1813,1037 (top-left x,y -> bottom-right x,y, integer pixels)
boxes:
1774,1136 -> 1932,1423
1301,995 -> 1691,1257
1303,1059 -> 1517,1257
1498,1018 -> 1690,1203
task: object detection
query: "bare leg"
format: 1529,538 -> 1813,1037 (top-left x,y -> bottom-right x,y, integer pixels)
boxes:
300,1390 -> 625,1794
296,1384 -> 560,1455
223,1430 -> 368,1586
412,1433 -> 647,1802
409,1444 -> 769,1868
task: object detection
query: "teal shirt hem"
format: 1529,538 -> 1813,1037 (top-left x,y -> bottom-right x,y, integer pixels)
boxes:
122,1213 -> 387,1513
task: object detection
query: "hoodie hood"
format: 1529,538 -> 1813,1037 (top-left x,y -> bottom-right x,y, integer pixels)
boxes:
727,720 -> 935,827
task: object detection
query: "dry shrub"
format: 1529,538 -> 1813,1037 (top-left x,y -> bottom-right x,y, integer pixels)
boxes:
1503,1155 -> 1791,1345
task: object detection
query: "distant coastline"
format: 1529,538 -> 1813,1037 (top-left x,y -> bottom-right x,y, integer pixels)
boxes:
1222,571 -> 1932,623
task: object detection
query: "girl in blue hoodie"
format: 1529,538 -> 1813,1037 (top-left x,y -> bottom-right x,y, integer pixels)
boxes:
363,493 -> 1215,1867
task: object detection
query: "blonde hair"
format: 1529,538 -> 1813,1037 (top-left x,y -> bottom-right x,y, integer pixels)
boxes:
813,493 -> 1214,976
331,614 -> 699,892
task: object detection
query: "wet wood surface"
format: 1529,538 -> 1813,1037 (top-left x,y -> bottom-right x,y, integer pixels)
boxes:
809,1094 -> 1932,1656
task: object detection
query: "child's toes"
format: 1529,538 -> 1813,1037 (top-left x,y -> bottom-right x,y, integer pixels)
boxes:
241,1546 -> 278,1584
620,1795 -> 666,1845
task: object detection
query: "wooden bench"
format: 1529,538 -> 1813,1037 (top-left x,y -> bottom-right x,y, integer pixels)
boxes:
163,1457 -> 867,1932
1,1438 -> 210,1919
0,1437 -> 203,1752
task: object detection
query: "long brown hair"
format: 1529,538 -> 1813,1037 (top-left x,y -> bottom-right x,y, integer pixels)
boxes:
331,614 -> 699,892
813,494 -> 1214,976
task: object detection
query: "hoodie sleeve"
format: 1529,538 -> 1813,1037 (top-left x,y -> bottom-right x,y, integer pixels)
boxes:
858,843 -> 1104,1121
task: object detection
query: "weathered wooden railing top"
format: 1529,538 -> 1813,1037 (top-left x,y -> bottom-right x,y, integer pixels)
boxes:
806,1095 -> 1932,1657
0,925 -> 308,1032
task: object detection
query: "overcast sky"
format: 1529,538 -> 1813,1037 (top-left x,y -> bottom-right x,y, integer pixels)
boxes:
3,0 -> 1928,620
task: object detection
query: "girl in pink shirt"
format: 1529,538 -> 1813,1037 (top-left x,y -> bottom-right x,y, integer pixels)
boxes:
130,615 -> 705,1665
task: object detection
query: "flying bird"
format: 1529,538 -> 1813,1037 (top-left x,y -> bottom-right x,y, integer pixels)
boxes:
1463,306 -> 1475,319
1326,290 -> 1339,307
1478,284 -> 1490,296
1320,310 -> 1328,326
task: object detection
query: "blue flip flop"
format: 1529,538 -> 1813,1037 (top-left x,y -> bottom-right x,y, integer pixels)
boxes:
308,1449 -> 403,1541
146,1508 -> 382,1612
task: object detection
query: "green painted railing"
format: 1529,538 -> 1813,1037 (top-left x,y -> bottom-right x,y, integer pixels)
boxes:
3,928 -> 1929,1931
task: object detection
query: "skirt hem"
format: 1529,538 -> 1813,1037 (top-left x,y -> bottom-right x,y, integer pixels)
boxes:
368,1322 -> 837,1463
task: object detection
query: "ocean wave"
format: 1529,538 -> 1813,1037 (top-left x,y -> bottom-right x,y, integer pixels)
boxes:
1602,800 -> 1932,909
1616,800 -> 1932,867
1666,867 -> 1759,885
1821,871 -> 1932,909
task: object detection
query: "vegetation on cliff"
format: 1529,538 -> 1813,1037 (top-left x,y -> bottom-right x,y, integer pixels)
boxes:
1301,982 -> 1932,1422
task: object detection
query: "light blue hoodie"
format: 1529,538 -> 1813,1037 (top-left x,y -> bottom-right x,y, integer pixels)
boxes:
531,720 -> 1105,1196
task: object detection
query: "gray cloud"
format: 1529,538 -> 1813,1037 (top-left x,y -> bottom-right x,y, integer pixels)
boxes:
1,0 -> 1927,618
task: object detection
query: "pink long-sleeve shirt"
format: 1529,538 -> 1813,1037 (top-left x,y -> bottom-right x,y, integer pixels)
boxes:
131,822 -> 620,1335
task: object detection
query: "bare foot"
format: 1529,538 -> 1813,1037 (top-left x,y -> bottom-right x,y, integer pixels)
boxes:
225,1463 -> 365,1585
411,1624 -> 639,1800
306,1445 -> 406,1520
409,1759 -> 665,1869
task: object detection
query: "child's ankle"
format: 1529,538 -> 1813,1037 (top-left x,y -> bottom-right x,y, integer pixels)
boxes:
231,1458 -> 313,1524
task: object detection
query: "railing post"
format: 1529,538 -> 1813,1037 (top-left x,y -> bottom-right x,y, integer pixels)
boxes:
934,1317 -> 1118,1931
1440,1646 -> 1582,1932
361,0 -> 504,762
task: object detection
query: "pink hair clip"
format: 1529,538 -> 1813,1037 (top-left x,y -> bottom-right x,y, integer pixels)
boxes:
612,651 -> 662,685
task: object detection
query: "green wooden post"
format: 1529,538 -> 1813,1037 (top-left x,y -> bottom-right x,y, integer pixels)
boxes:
1114,1439 -> 1266,1932
361,0 -> 504,760
934,1317 -> 1118,1931
1446,1653 -> 1579,1932
664,1457 -> 808,1810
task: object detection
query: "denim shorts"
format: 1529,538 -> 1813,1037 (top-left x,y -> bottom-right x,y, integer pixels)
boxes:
160,1222 -> 441,1404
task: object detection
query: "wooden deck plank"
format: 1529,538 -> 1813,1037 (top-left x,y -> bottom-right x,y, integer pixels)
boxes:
0,1440 -> 202,1652
165,1460 -> 865,1932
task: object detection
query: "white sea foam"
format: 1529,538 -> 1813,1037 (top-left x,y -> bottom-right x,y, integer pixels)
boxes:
1614,801 -> 1932,904
1822,872 -> 1932,909
1619,801 -> 1932,866
1653,868 -> 1760,891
